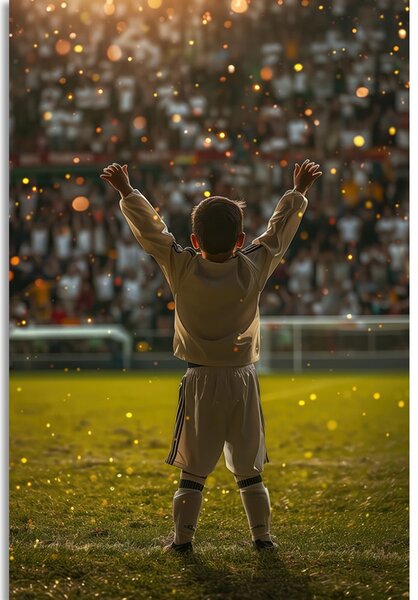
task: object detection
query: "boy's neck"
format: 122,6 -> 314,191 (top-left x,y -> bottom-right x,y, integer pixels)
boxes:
201,250 -> 235,263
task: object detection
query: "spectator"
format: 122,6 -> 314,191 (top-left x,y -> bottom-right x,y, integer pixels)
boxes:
57,264 -> 82,313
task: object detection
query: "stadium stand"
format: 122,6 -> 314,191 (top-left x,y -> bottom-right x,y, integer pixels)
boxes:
10,0 -> 409,335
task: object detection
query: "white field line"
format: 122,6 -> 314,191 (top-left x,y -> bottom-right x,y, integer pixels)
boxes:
261,379 -> 348,403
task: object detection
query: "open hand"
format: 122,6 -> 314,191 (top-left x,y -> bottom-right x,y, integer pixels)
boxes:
293,160 -> 322,196
100,163 -> 133,197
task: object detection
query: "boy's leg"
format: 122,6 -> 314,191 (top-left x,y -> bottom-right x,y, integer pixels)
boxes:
166,366 -> 227,546
223,365 -> 271,542
172,470 -> 206,544
234,473 -> 272,542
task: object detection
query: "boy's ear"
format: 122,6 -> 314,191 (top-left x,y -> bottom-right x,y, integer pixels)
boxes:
190,233 -> 200,250
236,231 -> 246,249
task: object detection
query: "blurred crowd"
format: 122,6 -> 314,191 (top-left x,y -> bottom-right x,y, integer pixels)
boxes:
10,0 -> 409,333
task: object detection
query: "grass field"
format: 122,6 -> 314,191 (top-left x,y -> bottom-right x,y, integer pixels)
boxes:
9,371 -> 409,599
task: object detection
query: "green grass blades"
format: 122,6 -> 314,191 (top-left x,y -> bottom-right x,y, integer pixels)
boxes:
9,371 -> 409,599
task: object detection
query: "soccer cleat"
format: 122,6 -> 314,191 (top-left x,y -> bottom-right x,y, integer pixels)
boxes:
253,539 -> 278,551
163,541 -> 193,554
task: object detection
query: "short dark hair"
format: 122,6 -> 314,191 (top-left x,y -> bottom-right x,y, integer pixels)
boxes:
191,196 -> 246,254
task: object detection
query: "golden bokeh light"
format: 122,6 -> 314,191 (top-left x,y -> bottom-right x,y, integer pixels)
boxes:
55,39 -> 71,55
72,196 -> 90,211
103,2 -> 115,15
230,0 -> 248,13
353,135 -> 365,147
133,115 -> 147,129
260,66 -> 273,81
356,86 -> 369,98
107,45 -> 122,62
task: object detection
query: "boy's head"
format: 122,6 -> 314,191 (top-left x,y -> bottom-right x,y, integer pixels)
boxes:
190,196 -> 246,258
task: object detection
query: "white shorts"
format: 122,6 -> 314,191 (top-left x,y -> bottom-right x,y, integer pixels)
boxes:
165,363 -> 269,477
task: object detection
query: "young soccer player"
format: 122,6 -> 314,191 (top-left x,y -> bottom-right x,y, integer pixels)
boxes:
100,159 -> 322,553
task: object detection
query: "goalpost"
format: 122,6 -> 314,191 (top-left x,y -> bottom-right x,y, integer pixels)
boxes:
258,316 -> 408,373
9,325 -> 132,370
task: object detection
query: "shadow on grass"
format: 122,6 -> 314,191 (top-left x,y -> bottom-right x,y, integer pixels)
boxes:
180,548 -> 314,600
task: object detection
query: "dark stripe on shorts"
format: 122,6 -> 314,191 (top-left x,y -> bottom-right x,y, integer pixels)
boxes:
259,402 -> 270,463
165,379 -> 186,465
237,475 -> 263,489
179,479 -> 204,491
256,377 -> 270,464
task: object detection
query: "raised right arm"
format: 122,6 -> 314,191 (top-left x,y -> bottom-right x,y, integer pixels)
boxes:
100,163 -> 194,293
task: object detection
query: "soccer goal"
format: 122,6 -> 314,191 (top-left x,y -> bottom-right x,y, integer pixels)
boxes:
9,325 -> 132,370
258,316 -> 408,373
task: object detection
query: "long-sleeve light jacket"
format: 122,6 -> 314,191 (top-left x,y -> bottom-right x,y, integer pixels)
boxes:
120,188 -> 308,366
